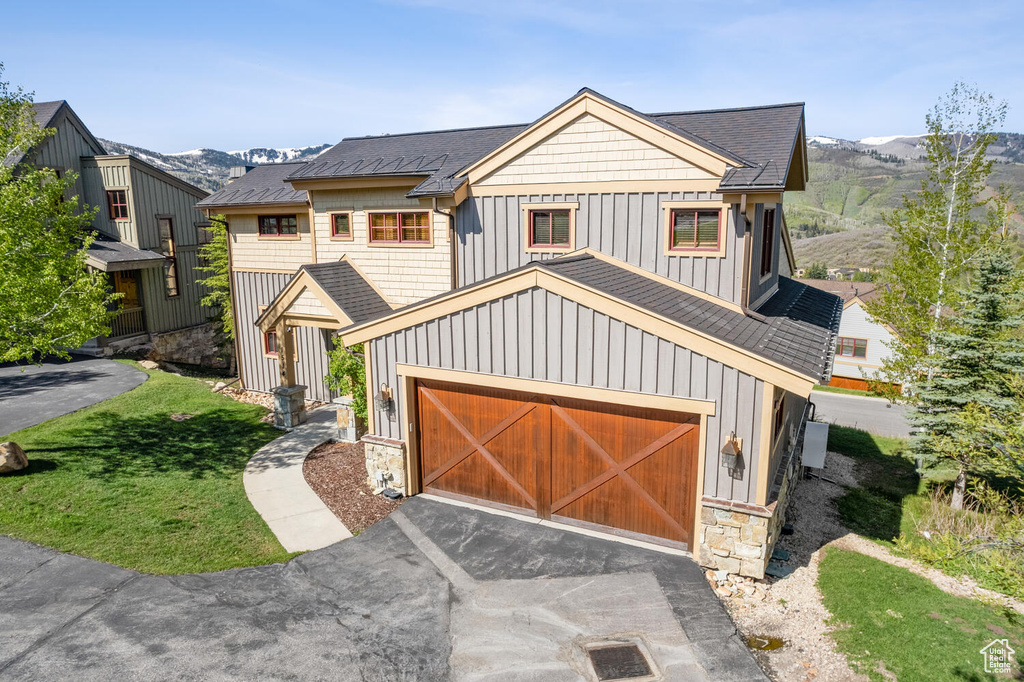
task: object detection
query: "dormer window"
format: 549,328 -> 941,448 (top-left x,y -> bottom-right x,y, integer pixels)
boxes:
669,208 -> 721,251
107,190 -> 128,220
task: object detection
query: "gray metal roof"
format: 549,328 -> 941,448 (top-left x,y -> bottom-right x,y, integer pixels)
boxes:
277,89 -> 804,198
197,162 -> 308,208
286,123 -> 528,197
300,260 -> 392,325
540,255 -> 841,380
85,236 -> 165,271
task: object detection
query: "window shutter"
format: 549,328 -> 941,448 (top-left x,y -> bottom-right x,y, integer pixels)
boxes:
673,211 -> 696,248
532,212 -> 552,245
696,211 -> 719,247
551,211 -> 571,245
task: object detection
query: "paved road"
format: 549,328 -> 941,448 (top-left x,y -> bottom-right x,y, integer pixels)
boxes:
809,390 -> 912,438
0,358 -> 146,438
0,496 -> 766,681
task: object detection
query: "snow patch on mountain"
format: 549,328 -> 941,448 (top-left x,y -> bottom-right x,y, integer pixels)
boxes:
809,136 -> 843,146
858,134 -> 924,146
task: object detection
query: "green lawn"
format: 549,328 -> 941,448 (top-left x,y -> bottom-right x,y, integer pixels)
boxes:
0,363 -> 293,574
812,384 -> 876,398
819,548 -> 1023,681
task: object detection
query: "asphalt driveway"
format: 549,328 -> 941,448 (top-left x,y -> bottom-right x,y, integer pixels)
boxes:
0,496 -> 765,681
810,390 -> 911,438
0,358 -> 146,438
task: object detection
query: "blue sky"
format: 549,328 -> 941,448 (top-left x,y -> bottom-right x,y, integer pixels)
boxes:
2,0 -> 1022,151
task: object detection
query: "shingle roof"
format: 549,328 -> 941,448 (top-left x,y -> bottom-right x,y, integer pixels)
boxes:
654,103 -> 805,190
300,260 -> 392,325
85,235 -> 165,270
278,89 -> 805,198
197,162 -> 308,208
540,255 -> 841,380
346,252 -> 842,381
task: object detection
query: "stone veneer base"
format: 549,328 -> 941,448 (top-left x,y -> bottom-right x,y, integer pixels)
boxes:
362,435 -> 407,496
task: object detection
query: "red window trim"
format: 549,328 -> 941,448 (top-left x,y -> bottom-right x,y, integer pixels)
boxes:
264,330 -> 278,357
837,336 -> 868,358
367,211 -> 431,244
107,189 -> 129,221
528,209 -> 572,248
258,215 -> 299,237
668,208 -> 722,251
760,208 -> 776,278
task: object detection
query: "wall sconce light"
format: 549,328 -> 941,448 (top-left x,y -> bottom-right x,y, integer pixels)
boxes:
721,431 -> 743,476
374,383 -> 393,412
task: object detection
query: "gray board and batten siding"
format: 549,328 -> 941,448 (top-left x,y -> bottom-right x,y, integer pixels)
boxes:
369,287 -> 767,504
748,203 -> 781,306
22,105 -> 105,201
456,191 -> 746,306
234,271 -> 338,403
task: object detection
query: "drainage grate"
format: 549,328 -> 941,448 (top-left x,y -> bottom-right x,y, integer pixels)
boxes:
588,643 -> 653,681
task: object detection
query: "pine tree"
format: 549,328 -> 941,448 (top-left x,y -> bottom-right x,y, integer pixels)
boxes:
912,245 -> 1024,508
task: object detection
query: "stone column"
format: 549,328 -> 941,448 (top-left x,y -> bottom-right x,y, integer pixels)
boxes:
334,396 -> 366,443
273,384 -> 308,429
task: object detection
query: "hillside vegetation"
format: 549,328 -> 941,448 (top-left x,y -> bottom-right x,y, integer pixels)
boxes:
791,134 -> 1024,268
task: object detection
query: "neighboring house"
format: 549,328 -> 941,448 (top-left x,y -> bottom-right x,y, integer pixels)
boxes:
802,279 -> 895,390
5,101 -> 216,362
198,88 -> 842,579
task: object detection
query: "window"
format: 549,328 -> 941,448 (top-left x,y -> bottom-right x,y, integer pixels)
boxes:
264,330 -> 278,357
529,209 -> 571,248
760,207 -> 776,278
772,391 -> 785,443
330,212 -> 352,240
107,190 -> 128,220
258,215 -> 298,237
157,217 -> 179,297
838,337 -> 868,358
669,208 -> 721,251
368,211 -> 430,244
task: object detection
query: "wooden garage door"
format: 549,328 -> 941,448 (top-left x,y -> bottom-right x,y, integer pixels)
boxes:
415,379 -> 700,549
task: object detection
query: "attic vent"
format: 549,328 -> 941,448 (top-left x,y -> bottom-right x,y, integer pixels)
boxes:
587,643 -> 653,680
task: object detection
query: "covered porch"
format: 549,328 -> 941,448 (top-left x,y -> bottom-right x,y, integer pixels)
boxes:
254,257 -> 393,428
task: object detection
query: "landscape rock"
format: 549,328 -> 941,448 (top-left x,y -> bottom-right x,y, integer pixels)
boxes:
138,360 -> 159,370
0,442 -> 28,474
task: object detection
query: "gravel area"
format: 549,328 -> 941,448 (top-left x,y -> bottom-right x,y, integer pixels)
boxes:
303,441 -> 402,534
726,453 -> 867,682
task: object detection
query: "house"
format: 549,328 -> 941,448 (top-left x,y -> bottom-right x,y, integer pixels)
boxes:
802,279 -> 895,391
198,89 -> 843,578
5,101 -> 218,364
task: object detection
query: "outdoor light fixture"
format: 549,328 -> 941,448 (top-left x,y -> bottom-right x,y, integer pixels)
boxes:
373,383 -> 393,412
721,432 -> 743,475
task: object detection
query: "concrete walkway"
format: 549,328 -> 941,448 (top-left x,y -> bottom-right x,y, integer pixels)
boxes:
242,407 -> 352,552
0,358 -> 147,438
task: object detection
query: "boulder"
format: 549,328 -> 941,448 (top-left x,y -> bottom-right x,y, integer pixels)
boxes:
0,442 -> 28,474
138,360 -> 160,370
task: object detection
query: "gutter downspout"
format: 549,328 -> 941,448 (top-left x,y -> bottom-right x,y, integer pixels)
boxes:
432,197 -> 457,290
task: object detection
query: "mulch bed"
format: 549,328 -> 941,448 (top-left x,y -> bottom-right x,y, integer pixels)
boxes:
303,441 -> 402,534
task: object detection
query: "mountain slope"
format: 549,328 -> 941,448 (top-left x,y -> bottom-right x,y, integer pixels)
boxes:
790,133 -> 1024,268
97,139 -> 331,192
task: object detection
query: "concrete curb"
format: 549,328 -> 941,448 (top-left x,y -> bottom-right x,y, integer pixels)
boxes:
243,407 -> 352,552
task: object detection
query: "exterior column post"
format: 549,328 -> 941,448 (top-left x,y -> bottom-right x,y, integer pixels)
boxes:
278,322 -> 296,388
272,321 -> 307,429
